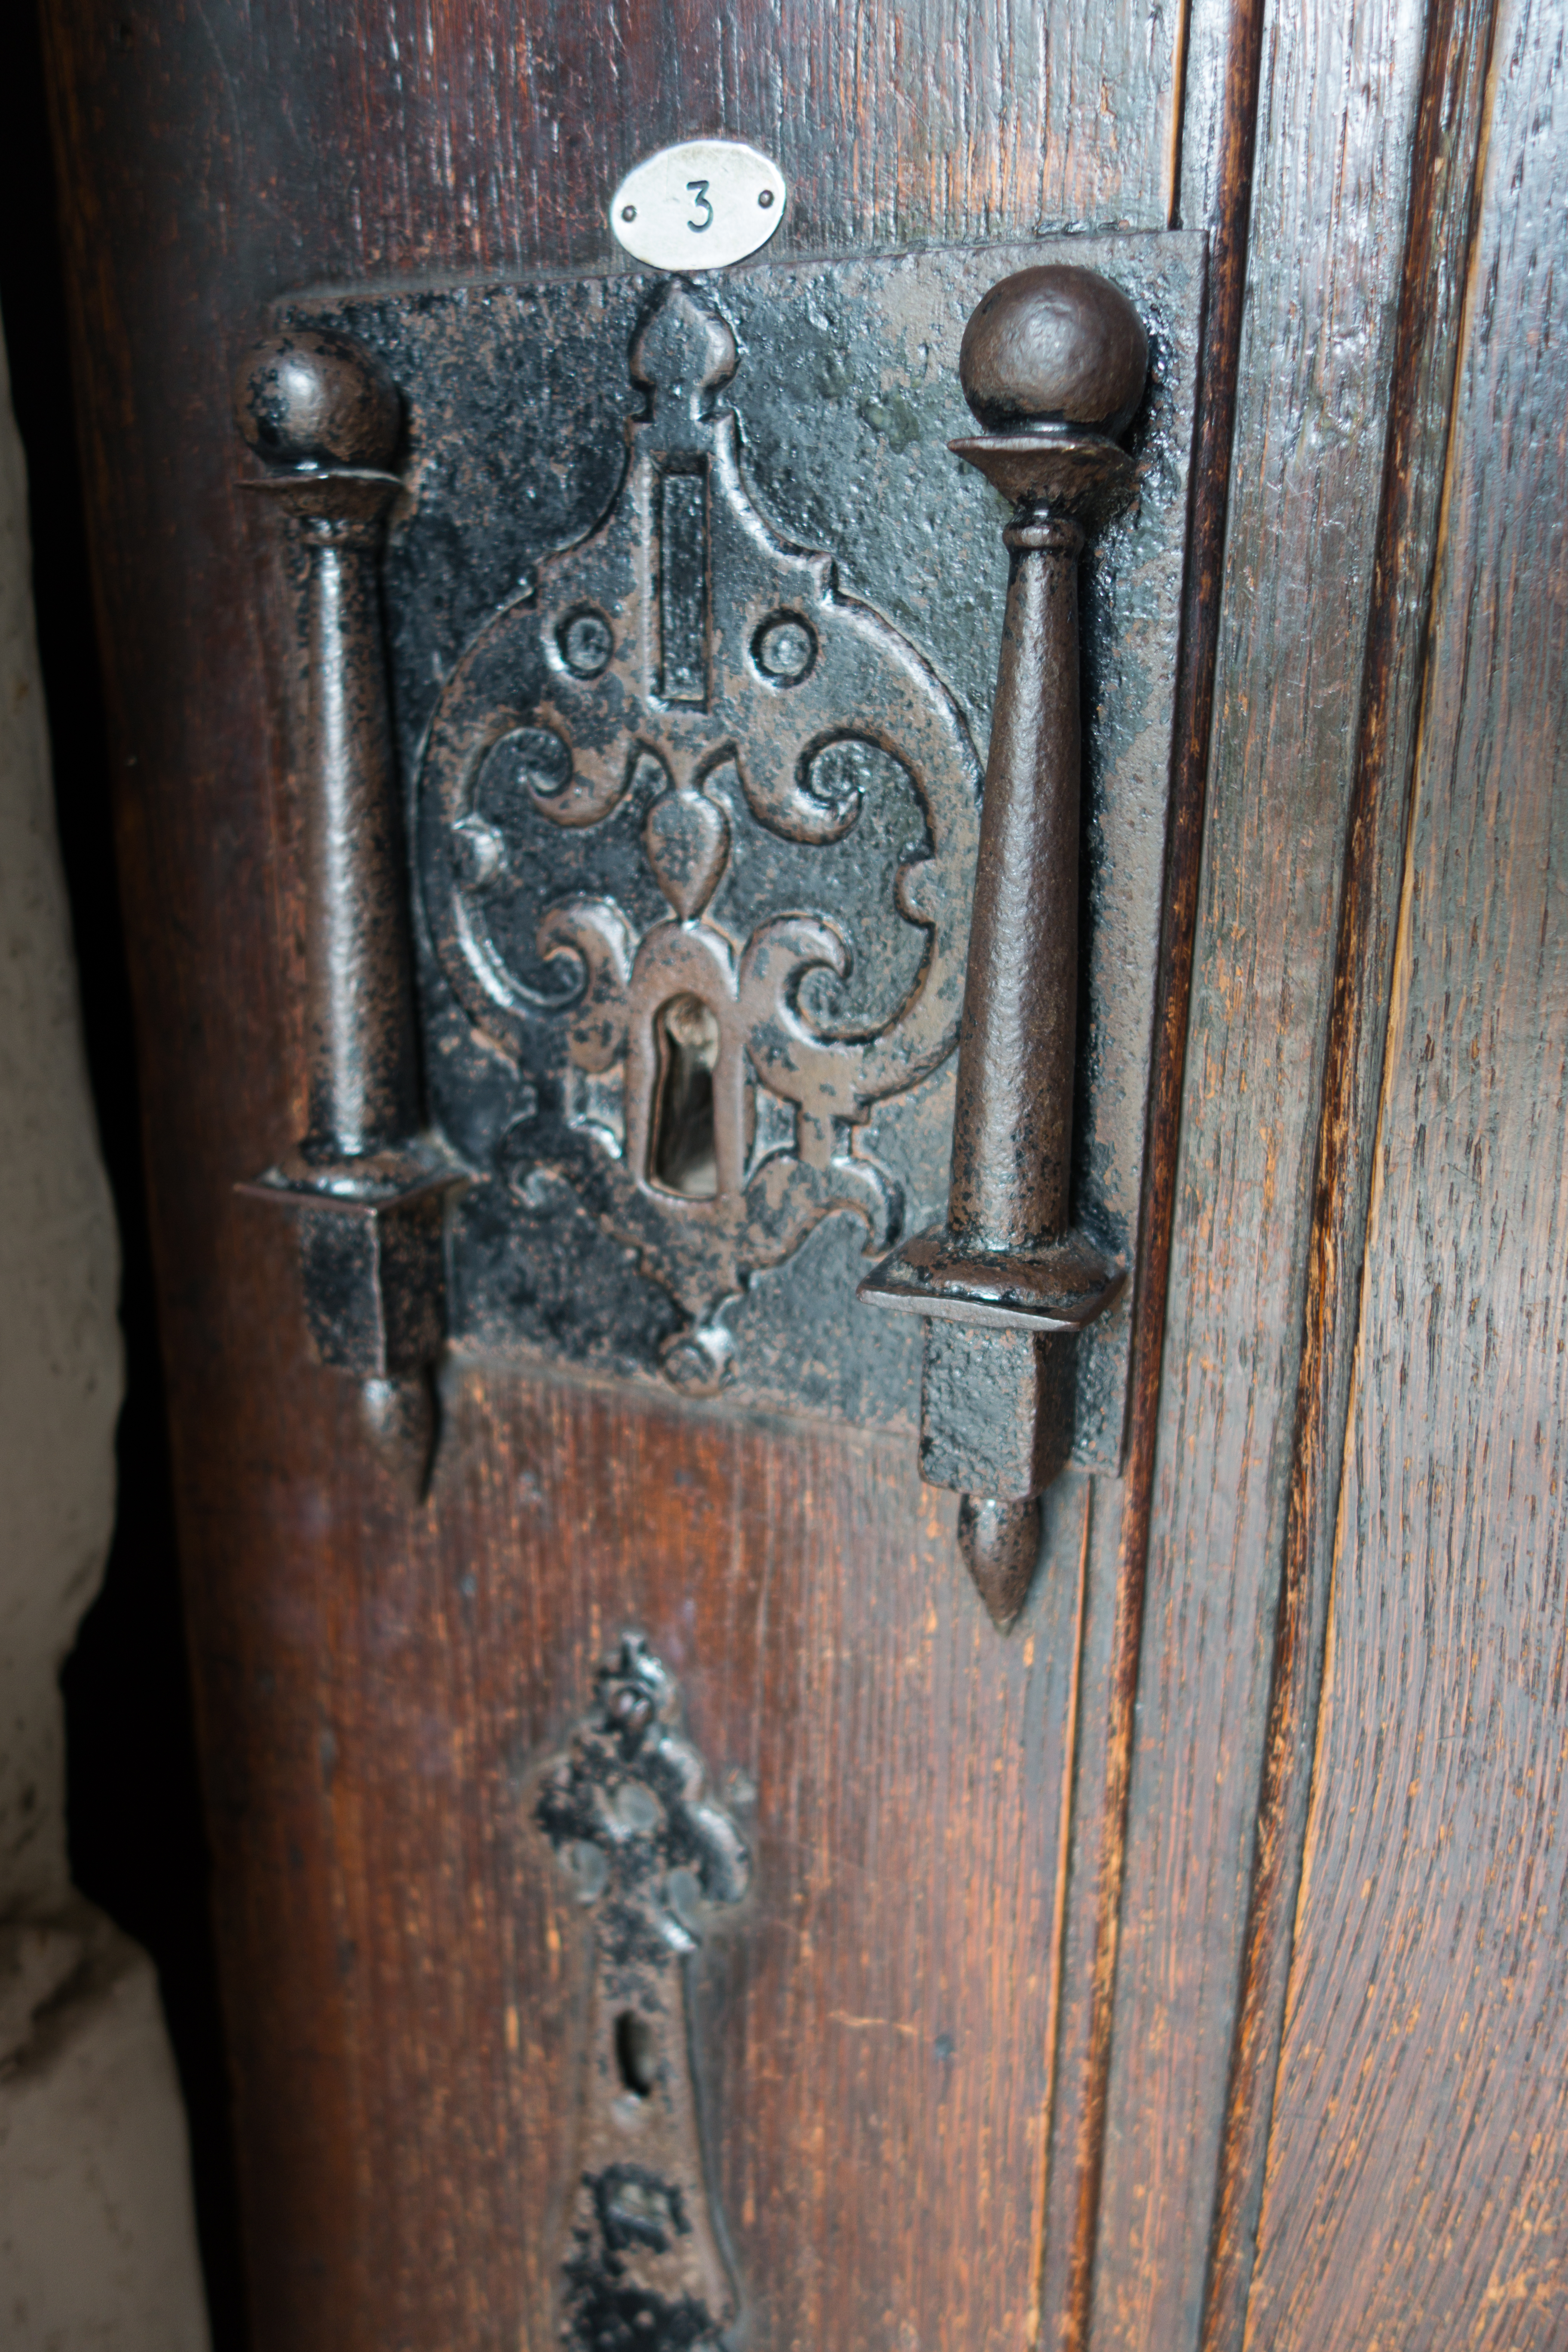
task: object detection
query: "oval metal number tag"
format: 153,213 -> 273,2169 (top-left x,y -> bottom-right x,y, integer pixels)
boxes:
610,141 -> 786,273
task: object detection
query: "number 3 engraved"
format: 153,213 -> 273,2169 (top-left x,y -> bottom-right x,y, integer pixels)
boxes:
610,142 -> 786,270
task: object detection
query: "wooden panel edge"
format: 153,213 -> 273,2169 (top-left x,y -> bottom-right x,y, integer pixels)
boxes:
1030,0 -> 1270,2340
1192,0 -> 1504,2340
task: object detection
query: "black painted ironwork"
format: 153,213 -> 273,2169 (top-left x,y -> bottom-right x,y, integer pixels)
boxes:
536,1637 -> 748,2352
235,238 -> 1203,1501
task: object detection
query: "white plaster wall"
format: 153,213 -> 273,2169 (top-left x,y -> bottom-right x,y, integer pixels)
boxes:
0,321 -> 209,2348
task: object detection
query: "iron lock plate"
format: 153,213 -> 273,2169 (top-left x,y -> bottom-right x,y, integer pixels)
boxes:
268,233 -> 1202,1470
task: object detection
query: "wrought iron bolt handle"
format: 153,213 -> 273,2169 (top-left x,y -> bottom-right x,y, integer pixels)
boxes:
860,267 -> 1147,1629
233,331 -> 459,1490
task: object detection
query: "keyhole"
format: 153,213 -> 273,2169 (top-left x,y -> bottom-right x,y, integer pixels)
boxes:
651,995 -> 720,1197
615,2009 -> 658,2098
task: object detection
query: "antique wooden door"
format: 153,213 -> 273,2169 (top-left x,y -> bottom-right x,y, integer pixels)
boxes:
36,0 -> 1568,2345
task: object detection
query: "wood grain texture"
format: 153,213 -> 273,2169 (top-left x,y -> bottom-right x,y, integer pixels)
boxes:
83,0 -> 1183,299
1244,0 -> 1568,2335
37,2 -> 1189,2345
1196,0 -> 1501,2339
1029,0 -> 1268,2341
1031,1493 -> 1126,2348
193,1361 -> 1096,2349
1087,0 -> 1445,2343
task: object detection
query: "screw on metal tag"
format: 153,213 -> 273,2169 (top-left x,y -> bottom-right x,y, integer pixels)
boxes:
610,140 -> 786,273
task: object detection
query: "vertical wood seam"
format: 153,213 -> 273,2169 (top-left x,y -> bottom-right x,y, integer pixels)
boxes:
1164,0 -> 1199,230
1028,1482 -> 1096,2346
1191,0 -> 1506,2338
1050,1 -> 1270,2342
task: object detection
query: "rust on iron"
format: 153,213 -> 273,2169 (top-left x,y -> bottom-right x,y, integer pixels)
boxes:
416,277 -> 982,1398
860,265 -> 1148,1631
268,243 -> 1200,1464
233,328 -> 461,1491
536,1635 -> 749,2352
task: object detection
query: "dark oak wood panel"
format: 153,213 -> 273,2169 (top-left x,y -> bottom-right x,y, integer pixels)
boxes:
1245,0 -> 1568,2334
64,0 -> 1184,299
1033,1494 -> 1127,2349
1196,0 -> 1501,2338
1034,0 -> 1266,2340
1090,0 -> 1444,2342
38,3 -> 1197,2346
200,1363 -> 1093,2349
51,0 -> 1568,2340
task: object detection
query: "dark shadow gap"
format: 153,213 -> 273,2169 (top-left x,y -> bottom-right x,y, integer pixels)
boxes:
1,11 -> 247,2346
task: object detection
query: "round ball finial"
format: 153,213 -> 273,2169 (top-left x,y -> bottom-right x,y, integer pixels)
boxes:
959,266 -> 1148,441
233,329 -> 400,471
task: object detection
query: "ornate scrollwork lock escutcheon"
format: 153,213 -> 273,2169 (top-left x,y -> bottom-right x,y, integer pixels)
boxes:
417,279 -> 982,1395
538,1636 -> 748,2352
238,239 -> 1203,1527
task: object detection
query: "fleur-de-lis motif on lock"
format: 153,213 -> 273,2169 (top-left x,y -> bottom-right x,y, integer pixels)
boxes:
419,280 -> 982,1392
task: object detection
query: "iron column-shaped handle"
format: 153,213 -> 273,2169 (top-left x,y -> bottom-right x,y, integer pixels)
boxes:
233,331 -> 459,1491
860,267 -> 1147,1629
